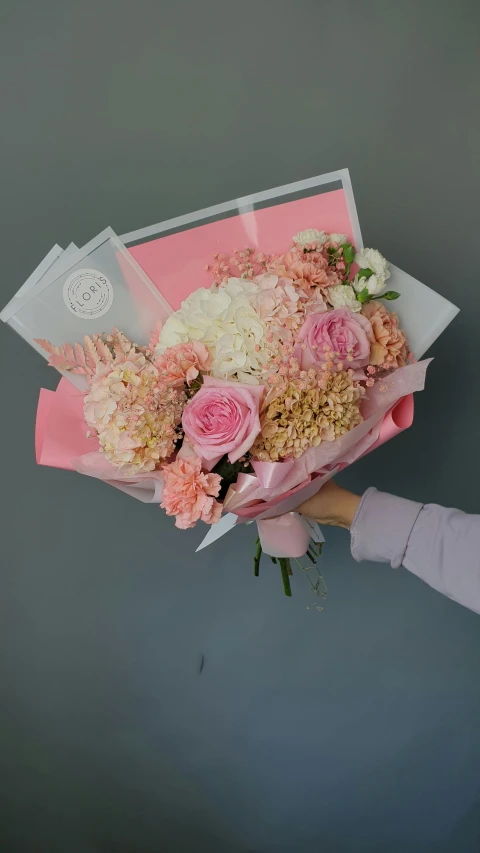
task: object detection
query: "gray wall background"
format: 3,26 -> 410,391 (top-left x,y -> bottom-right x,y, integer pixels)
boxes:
1,1 -> 480,851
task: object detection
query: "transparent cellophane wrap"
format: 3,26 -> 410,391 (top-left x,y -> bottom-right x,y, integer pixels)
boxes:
1,228 -> 172,389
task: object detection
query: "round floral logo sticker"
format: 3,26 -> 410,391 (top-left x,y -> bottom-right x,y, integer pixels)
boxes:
63,268 -> 114,319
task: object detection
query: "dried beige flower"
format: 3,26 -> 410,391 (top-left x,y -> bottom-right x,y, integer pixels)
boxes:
251,370 -> 363,462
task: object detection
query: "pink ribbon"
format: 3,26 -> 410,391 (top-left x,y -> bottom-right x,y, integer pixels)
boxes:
251,458 -> 295,489
234,476 -> 312,519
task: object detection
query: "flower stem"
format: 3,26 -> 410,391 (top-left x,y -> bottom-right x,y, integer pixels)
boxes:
254,540 -> 262,577
279,558 -> 292,596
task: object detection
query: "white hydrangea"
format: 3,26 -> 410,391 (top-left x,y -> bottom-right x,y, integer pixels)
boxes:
292,228 -> 328,249
326,284 -> 362,312
353,248 -> 390,295
156,278 -> 269,383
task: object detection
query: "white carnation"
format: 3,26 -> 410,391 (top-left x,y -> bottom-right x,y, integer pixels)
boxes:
327,284 -> 362,312
156,279 -> 269,383
292,228 -> 328,249
352,273 -> 385,296
328,233 -> 347,245
353,248 -> 390,295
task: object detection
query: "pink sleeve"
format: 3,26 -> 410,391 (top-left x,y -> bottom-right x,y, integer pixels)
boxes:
351,489 -> 480,615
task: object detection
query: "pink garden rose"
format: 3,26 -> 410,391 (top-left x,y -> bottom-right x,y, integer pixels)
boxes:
182,376 -> 264,464
296,308 -> 373,372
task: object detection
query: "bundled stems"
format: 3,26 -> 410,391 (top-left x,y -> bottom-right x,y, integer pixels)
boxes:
254,539 -> 262,577
279,558 -> 292,597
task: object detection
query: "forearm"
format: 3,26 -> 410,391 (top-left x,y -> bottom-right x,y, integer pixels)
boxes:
351,489 -> 480,615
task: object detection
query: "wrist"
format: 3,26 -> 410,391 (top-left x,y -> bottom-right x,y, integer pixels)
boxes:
331,488 -> 361,529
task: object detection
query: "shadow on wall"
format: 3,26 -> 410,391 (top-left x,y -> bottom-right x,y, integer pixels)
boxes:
99,798 -> 480,853
435,799 -> 480,853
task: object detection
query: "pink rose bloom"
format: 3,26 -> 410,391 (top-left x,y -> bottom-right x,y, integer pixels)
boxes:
155,341 -> 212,386
161,455 -> 222,529
362,301 -> 408,367
296,309 -> 373,372
182,376 -> 264,464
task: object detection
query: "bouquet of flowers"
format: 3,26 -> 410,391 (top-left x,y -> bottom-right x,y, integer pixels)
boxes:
1,171 -> 458,599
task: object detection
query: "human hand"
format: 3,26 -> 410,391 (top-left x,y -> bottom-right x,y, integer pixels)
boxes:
296,480 -> 360,529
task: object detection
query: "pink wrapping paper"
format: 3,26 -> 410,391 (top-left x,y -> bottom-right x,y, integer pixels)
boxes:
359,392 -> 414,459
127,191 -> 354,311
257,514 -> 313,559
36,378 -> 98,470
35,379 -> 165,503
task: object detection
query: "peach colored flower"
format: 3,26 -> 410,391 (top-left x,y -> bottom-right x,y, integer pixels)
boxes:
161,455 -> 222,529
84,359 -> 185,475
362,301 -> 409,367
154,341 -> 212,386
251,369 -> 363,462
250,273 -> 314,333
271,248 -> 340,293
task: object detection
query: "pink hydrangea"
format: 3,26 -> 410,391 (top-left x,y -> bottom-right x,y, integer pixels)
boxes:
161,455 -> 222,529
84,359 -> 185,476
250,274 -> 305,331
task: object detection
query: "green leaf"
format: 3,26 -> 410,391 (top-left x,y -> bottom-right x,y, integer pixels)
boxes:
382,290 -> 401,300
357,267 -> 373,279
342,243 -> 355,264
357,287 -> 371,304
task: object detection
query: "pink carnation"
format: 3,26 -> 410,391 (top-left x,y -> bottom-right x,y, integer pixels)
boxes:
361,301 -> 409,368
161,455 -> 222,529
270,248 -> 340,293
154,341 -> 212,386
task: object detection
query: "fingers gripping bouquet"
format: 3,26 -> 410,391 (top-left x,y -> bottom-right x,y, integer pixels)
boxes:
36,231 -> 418,596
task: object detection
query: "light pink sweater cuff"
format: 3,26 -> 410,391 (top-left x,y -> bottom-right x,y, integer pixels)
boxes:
350,488 -> 424,568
